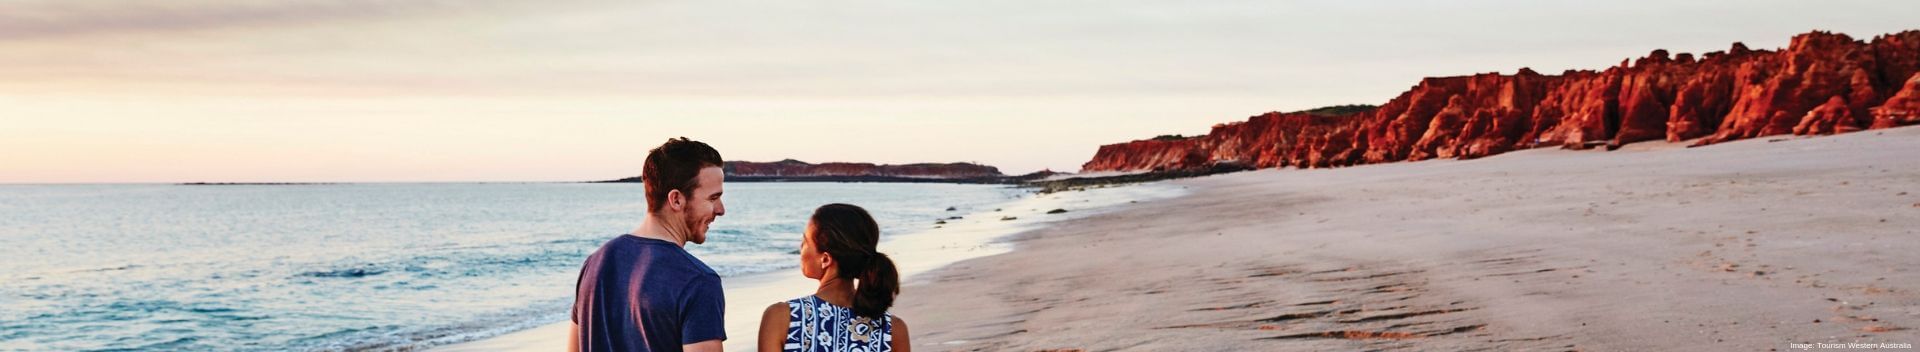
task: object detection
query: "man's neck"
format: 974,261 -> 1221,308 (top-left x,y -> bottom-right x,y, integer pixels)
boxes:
630,215 -> 686,247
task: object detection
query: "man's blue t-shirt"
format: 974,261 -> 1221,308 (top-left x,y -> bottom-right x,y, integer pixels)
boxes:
573,235 -> 726,352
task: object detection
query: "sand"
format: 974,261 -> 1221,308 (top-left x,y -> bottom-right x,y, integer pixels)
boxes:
894,127 -> 1920,351
444,126 -> 1920,351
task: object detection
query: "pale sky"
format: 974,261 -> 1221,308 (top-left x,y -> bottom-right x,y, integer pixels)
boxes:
2,0 -> 1915,183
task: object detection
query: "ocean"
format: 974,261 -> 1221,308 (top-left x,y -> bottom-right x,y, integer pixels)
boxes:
0,182 -> 1029,351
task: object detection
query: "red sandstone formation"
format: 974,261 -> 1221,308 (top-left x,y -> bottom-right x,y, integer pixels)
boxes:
1083,30 -> 1920,172
1874,74 -> 1920,128
725,159 -> 1005,179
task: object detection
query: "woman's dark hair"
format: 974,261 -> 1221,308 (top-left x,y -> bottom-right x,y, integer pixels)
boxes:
809,203 -> 898,319
642,137 -> 723,213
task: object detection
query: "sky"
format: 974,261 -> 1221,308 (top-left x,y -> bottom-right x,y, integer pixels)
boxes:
1,0 -> 1915,183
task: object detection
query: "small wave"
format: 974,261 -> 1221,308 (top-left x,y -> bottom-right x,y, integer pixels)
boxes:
67,263 -> 142,274
93,336 -> 202,351
294,303 -> 570,352
186,306 -> 239,314
544,237 -> 602,245
300,267 -> 388,278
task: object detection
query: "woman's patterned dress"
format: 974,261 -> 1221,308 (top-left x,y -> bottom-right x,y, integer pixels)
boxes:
783,295 -> 893,352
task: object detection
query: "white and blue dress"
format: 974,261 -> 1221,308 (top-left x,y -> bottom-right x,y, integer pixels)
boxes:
783,295 -> 894,352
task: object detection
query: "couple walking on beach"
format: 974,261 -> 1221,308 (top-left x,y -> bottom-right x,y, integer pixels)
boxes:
568,138 -> 911,352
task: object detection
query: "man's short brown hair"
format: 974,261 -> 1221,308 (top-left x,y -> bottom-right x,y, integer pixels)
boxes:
643,137 -> 723,213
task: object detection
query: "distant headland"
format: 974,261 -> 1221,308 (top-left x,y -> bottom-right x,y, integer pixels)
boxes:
595,159 -> 1062,184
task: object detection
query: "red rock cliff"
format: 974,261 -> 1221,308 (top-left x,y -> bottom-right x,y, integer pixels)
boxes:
1083,30 -> 1920,172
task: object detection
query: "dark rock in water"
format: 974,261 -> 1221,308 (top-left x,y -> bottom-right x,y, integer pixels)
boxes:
947,216 -> 963,220
788,249 -> 801,255
946,206 -> 957,211
934,219 -> 947,225
1000,216 -> 1018,221
1046,208 -> 1068,214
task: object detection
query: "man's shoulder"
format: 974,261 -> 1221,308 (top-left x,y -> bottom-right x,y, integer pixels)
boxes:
589,235 -> 718,278
678,250 -> 720,278
583,235 -> 638,263
588,234 -> 675,257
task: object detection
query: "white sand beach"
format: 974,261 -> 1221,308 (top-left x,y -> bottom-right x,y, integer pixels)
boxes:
448,127 -> 1920,351
894,126 -> 1920,351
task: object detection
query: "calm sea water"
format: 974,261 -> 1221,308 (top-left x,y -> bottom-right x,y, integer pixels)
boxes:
0,183 -> 1026,351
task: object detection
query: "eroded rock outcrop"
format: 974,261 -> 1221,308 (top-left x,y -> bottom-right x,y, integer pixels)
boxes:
1872,73 -> 1920,128
1083,30 -> 1920,172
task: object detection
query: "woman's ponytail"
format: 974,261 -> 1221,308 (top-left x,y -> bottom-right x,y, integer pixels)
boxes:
851,252 -> 898,319
809,203 -> 900,320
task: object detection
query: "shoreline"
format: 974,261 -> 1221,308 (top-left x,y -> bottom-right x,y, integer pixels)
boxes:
435,183 -> 1187,352
894,126 -> 1920,350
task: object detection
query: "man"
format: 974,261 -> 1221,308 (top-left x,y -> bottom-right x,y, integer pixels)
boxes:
571,137 -> 728,352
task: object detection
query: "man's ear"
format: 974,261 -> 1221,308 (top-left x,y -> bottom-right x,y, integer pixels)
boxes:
666,189 -> 685,212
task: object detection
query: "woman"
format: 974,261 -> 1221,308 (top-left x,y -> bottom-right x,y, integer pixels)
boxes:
758,203 -> 911,352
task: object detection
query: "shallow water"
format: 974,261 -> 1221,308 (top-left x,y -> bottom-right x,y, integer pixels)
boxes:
0,183 -> 1025,351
